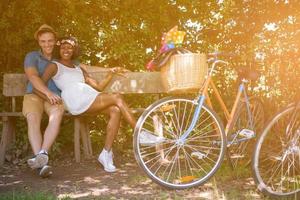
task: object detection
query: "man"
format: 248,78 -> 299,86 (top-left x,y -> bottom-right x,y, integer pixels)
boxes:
23,24 -> 64,178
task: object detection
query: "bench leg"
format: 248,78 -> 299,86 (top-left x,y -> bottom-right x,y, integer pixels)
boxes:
74,118 -> 81,163
86,123 -> 93,156
80,119 -> 89,158
79,118 -> 93,159
74,117 -> 93,162
0,117 -> 15,166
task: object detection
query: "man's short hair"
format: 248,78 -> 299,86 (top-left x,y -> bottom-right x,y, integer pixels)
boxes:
34,24 -> 57,40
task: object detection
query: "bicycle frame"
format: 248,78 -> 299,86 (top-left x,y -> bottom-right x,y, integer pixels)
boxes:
179,59 -> 254,144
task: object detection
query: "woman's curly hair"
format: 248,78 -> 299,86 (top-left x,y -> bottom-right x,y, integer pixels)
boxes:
53,36 -> 80,60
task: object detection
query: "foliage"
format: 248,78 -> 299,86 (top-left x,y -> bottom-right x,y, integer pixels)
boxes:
1,0 -> 300,153
1,0 -> 299,99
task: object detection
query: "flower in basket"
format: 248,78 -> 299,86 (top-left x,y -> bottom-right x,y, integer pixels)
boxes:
160,26 -> 186,53
146,26 -> 186,71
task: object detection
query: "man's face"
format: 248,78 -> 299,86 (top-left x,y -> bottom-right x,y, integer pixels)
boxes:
37,32 -> 56,56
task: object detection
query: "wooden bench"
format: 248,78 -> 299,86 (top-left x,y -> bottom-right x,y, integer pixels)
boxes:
0,66 -> 165,166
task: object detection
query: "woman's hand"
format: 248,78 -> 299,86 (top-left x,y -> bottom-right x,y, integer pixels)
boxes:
109,67 -> 130,77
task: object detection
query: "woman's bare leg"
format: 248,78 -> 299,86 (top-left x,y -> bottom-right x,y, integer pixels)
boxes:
92,94 -> 135,172
85,93 -> 136,128
101,106 -> 121,151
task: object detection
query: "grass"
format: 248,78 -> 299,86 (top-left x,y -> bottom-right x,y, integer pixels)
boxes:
214,160 -> 254,181
0,191 -> 57,200
0,191 -> 75,200
210,161 -> 269,200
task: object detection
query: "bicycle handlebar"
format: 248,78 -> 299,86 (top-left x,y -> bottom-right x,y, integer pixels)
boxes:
209,60 -> 228,76
206,52 -> 231,74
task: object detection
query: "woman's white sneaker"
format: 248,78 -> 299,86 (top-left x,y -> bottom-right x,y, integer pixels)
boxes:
98,149 -> 116,173
108,150 -> 116,170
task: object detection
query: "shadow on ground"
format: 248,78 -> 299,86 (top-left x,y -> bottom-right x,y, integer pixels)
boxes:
0,151 -> 266,200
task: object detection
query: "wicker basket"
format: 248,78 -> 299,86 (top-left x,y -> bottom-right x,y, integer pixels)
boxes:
160,53 -> 208,93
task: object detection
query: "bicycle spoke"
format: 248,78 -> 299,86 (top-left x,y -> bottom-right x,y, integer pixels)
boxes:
253,104 -> 300,198
186,128 -> 221,142
145,144 -> 177,167
134,98 -> 225,189
140,140 -> 176,157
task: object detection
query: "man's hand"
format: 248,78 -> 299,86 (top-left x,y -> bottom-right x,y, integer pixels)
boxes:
45,91 -> 62,105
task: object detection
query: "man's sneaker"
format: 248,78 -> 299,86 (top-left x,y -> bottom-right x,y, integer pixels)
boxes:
98,149 -> 116,173
139,129 -> 165,146
39,165 -> 52,178
27,152 -> 49,169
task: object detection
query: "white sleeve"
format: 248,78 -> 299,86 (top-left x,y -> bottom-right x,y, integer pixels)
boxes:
52,61 -> 61,80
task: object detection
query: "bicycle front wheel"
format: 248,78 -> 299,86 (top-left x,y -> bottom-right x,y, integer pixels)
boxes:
252,104 -> 300,199
227,97 -> 264,169
133,97 -> 226,189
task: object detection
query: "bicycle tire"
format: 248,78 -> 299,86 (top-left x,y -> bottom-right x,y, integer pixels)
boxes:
252,103 -> 300,199
133,96 -> 226,189
227,97 -> 265,169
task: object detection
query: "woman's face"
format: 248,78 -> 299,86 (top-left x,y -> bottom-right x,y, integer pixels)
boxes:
60,43 -> 74,60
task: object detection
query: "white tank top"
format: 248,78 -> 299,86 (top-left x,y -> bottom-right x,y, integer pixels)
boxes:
52,61 -> 100,115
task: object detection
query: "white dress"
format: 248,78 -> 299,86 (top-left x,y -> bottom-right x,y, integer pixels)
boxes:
52,61 -> 100,115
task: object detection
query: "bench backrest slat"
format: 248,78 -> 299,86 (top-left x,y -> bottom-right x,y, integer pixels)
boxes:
3,74 -> 27,97
3,67 -> 166,97
90,71 -> 164,94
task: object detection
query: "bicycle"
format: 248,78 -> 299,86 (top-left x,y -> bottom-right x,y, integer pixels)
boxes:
252,101 -> 300,199
133,54 -> 264,189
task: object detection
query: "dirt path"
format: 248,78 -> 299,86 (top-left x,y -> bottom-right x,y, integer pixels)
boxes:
0,151 -> 266,200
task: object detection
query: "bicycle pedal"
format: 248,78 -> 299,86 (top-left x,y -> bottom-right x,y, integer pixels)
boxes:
159,158 -> 172,165
212,140 -> 222,146
238,129 -> 255,138
191,151 -> 206,159
230,154 -> 245,159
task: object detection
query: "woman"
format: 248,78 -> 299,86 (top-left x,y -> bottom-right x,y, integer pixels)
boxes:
39,37 -> 137,172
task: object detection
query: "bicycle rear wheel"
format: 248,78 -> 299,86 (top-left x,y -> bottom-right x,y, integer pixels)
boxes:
252,104 -> 300,199
227,97 -> 264,169
133,97 -> 226,189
